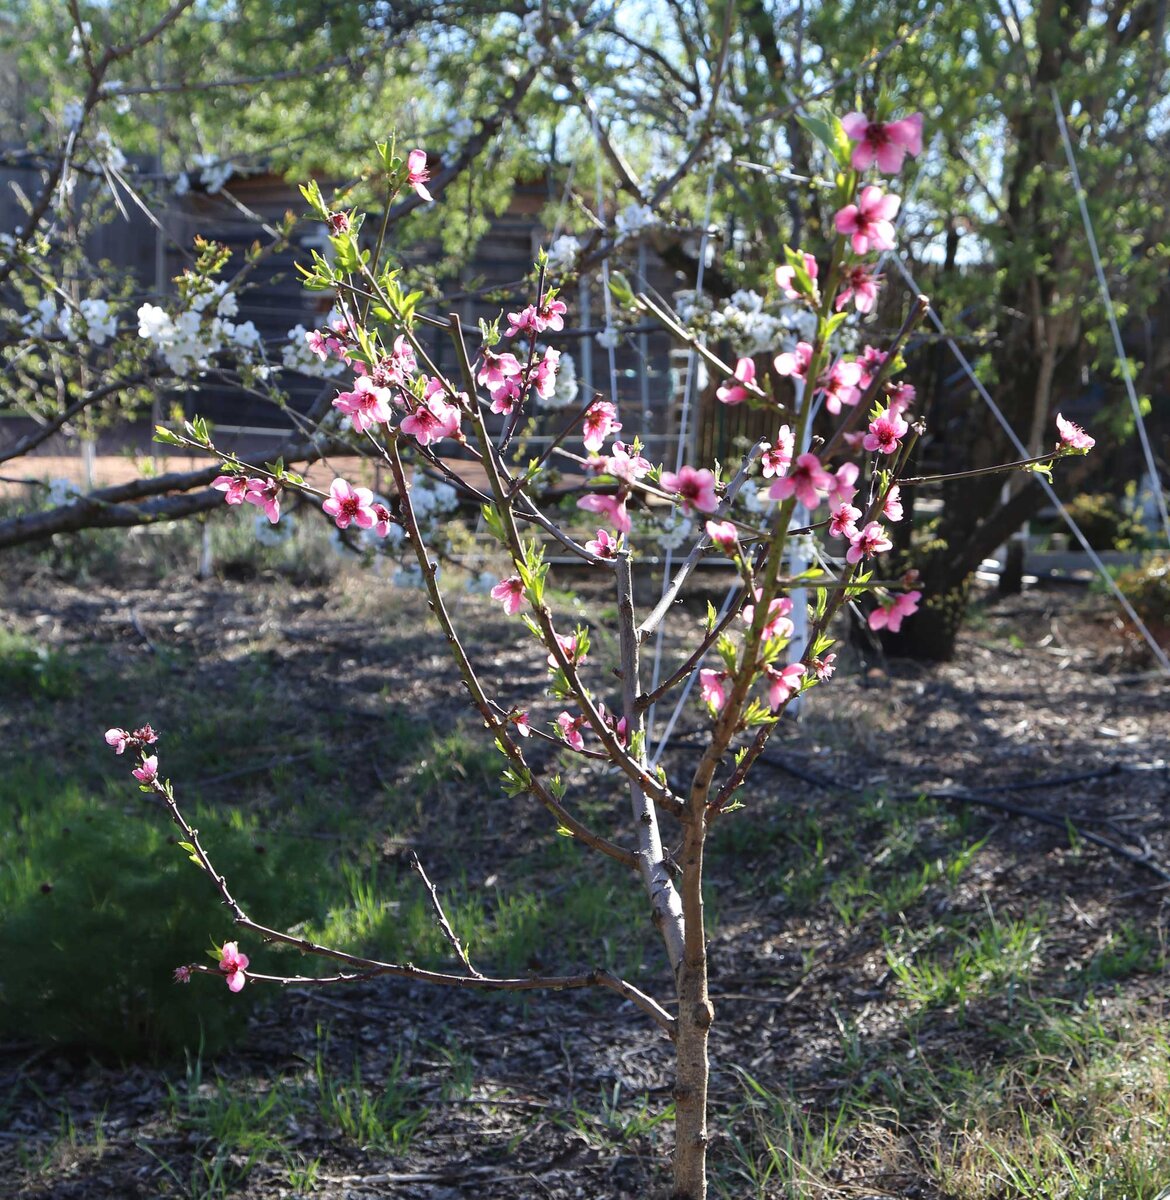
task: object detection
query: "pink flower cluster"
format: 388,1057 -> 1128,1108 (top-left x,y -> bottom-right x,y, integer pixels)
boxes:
212,474 -> 281,524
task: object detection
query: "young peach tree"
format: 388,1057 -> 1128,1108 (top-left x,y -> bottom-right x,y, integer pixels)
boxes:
106,118 -> 1094,1199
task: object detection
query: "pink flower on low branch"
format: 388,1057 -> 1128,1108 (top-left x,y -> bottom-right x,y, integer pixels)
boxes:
219,941 -> 250,993
836,265 -> 882,314
556,711 -> 587,750
323,478 -> 377,530
173,966 -> 192,984
407,149 -> 432,202
775,252 -> 819,301
489,376 -> 523,416
490,576 -> 526,615
846,521 -> 893,564
829,503 -> 862,539
705,520 -> 739,551
586,529 -> 620,558
742,590 -> 794,641
582,401 -> 622,452
774,341 -> 813,380
863,407 -> 909,455
132,755 -> 158,783
243,479 -> 281,525
766,663 -> 806,711
212,475 -> 252,505
834,186 -> 900,255
716,357 -> 756,406
760,426 -> 795,478
842,111 -> 924,174
578,492 -> 631,533
660,465 -> 719,514
105,728 -> 130,754
400,394 -> 462,447
813,653 -> 837,680
869,590 -> 921,633
1056,413 -> 1095,453
769,453 -> 833,510
817,358 -> 863,414
699,669 -> 729,713
510,710 -> 531,738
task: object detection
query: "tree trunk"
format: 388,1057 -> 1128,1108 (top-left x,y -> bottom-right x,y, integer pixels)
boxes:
671,818 -> 712,1199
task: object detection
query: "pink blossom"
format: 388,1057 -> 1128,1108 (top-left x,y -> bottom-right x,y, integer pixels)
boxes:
536,294 -> 568,333
504,305 -> 540,338
243,478 -> 281,525
705,520 -> 739,551
489,375 -> 523,415
813,653 -> 837,680
716,357 -> 756,406
769,453 -> 833,510
886,381 -> 917,414
582,401 -> 622,452
836,265 -> 882,314
407,149 -> 432,202
173,966 -> 192,984
774,341 -> 813,380
510,710 -> 531,738
829,461 -> 860,506
818,358 -> 863,414
869,589 -> 921,633
372,501 -> 394,538
490,575 -> 526,615
841,111 -> 924,174
326,211 -> 351,235
135,724 -> 159,745
883,485 -> 904,523
834,186 -> 901,255
355,337 -> 416,392
760,426 -> 795,478
660,465 -> 719,514
699,669 -> 729,713
547,633 -> 584,669
846,521 -> 893,564
742,590 -> 794,641
132,755 -> 158,783
605,442 -> 651,484
477,348 -> 522,395
219,941 -> 250,993
856,345 -> 888,388
586,529 -> 620,558
775,252 -> 819,301
400,395 -> 462,446
1056,413 -> 1095,453
105,728 -> 130,754
829,503 -> 862,539
306,328 -> 343,361
333,376 -> 398,434
528,347 -> 561,400
556,711 -> 586,751
323,478 -> 377,530
578,492 -> 631,533
767,663 -> 806,710
212,474 -> 252,505
863,407 -> 909,455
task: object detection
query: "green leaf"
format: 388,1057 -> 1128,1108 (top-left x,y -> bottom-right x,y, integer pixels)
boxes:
153,424 -> 184,447
608,271 -> 634,307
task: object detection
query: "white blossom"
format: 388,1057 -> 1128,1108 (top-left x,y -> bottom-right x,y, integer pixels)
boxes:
546,234 -> 581,273
596,326 -> 621,350
615,203 -> 658,243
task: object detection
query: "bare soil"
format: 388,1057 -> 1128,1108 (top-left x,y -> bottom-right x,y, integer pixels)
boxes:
2,566 -> 1168,1199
